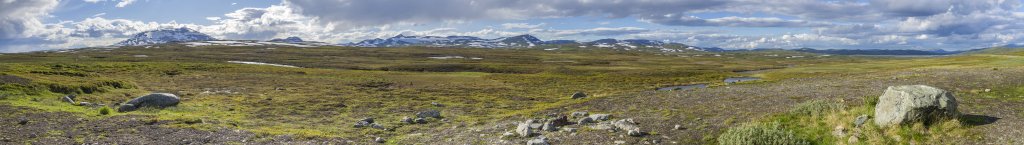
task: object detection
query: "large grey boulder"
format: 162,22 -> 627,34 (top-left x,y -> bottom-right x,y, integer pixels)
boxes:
874,85 -> 959,127
589,114 -> 610,121
117,93 -> 180,112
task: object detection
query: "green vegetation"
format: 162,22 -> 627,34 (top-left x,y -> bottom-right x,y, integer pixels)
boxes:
1,45 -> 1022,143
723,98 -> 977,145
717,122 -> 810,145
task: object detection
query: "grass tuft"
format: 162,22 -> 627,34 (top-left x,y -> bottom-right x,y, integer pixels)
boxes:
717,122 -> 810,145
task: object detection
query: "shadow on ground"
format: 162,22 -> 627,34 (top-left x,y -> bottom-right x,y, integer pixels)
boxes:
961,114 -> 1000,126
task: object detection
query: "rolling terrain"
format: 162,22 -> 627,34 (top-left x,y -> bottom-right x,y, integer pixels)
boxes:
1,43 -> 1022,144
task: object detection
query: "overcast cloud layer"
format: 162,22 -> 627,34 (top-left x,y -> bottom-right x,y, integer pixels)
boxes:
1,0 -> 1023,52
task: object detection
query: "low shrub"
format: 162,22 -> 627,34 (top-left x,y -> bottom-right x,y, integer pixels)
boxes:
788,99 -> 845,116
717,122 -> 809,145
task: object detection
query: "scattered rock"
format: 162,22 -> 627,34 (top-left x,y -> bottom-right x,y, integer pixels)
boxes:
371,123 -> 385,130
516,120 -> 534,137
62,94 -> 76,104
562,127 -> 577,133
78,102 -> 94,106
627,130 -> 643,137
589,114 -> 610,121
588,123 -> 614,130
401,116 -> 414,124
117,93 -> 181,112
848,136 -> 860,144
374,137 -> 386,143
832,126 -> 847,137
541,121 -> 557,131
502,131 -> 516,138
570,92 -> 587,99
550,116 -> 570,126
613,119 -> 643,136
571,111 -> 589,117
526,137 -> 549,145
674,124 -> 685,130
414,118 -> 428,124
431,102 -> 445,107
577,117 -> 594,125
854,115 -> 869,127
874,85 -> 959,127
416,110 -> 442,119
17,118 -> 28,125
354,118 -> 374,128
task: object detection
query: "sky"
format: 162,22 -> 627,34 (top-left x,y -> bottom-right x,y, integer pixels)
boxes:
2,0 -> 1024,53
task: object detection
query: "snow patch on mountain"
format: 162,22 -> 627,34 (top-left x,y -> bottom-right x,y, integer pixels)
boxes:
115,27 -> 217,46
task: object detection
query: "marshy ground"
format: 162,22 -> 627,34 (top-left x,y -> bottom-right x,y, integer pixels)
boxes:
1,45 -> 1022,144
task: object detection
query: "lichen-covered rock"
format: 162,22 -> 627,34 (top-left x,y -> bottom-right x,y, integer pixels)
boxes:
874,85 -> 959,127
589,114 -> 610,121
416,110 -> 442,118
516,120 -> 534,137
117,93 -> 180,112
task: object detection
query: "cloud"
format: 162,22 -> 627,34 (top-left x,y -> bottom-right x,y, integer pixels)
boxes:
641,15 -> 831,27
115,0 -> 137,8
205,17 -> 221,21
537,27 -> 650,36
501,23 -> 545,29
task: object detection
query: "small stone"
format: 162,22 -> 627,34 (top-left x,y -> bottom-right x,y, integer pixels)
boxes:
17,118 -> 28,125
674,124 -> 685,130
984,89 -> 991,92
526,137 -> 549,145
589,114 -> 610,121
501,131 -> 516,138
516,120 -> 536,137
848,136 -> 860,144
414,118 -> 428,124
614,140 -> 626,144
78,102 -> 94,106
416,110 -> 442,119
371,123 -> 385,130
62,94 -> 76,104
354,118 -> 374,128
562,127 -> 577,132
374,137 -> 386,143
571,92 -> 587,99
577,117 -> 594,125
627,129 -> 643,137
832,126 -> 847,137
542,121 -> 557,131
550,116 -> 570,126
431,102 -> 444,107
853,115 -> 869,128
571,111 -> 589,117
401,116 -> 414,124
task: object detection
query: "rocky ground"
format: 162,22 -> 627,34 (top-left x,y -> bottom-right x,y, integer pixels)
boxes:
3,66 -> 1022,144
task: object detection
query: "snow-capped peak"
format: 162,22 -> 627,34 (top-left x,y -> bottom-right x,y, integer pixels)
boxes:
269,37 -> 304,43
115,27 -> 216,46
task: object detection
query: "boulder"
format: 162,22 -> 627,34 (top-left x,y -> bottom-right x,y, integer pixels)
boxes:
62,94 -> 76,104
853,115 -> 869,127
613,119 -> 642,136
516,121 -> 533,137
541,121 -> 557,131
527,137 -> 549,145
577,117 -> 594,125
570,92 -> 587,99
874,85 -> 959,127
416,110 -> 442,119
354,118 -> 374,128
117,93 -> 181,112
401,116 -> 414,124
550,116 -> 570,126
589,114 -> 610,121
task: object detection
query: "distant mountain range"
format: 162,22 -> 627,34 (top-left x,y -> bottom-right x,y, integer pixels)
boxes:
792,48 -> 963,55
111,28 -> 1016,55
115,28 -> 217,46
343,34 -> 709,52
